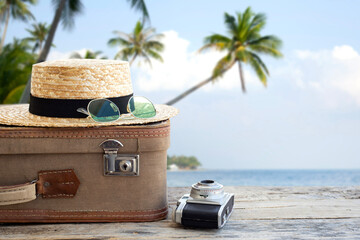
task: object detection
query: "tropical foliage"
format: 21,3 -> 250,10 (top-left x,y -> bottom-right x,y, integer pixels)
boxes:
0,39 -> 36,103
167,155 -> 201,170
126,0 -> 149,23
24,22 -> 51,54
166,7 -> 283,105
0,0 -> 37,51
20,0 -> 151,103
70,49 -> 107,59
19,0 -> 84,102
108,20 -> 164,66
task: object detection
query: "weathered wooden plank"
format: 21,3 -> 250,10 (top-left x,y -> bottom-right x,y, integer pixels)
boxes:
168,186 -> 360,202
170,186 -> 360,219
1,219 -> 360,240
0,186 -> 359,240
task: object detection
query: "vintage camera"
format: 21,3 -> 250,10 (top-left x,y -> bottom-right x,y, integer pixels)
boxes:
172,180 -> 234,229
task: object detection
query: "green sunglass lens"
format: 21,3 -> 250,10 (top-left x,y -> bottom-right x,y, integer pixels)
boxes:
128,96 -> 156,118
88,99 -> 120,122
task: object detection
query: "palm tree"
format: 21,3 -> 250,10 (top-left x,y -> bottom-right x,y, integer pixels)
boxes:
24,22 -> 51,54
20,0 -> 150,103
0,39 -> 36,103
19,0 -> 83,103
108,20 -> 164,66
165,7 -> 283,106
70,49 -> 107,59
0,0 -> 37,51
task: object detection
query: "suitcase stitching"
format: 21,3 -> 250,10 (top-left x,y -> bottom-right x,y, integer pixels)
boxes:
0,130 -> 170,138
0,198 -> 34,203
0,207 -> 168,213
0,210 -> 168,218
0,188 -> 29,193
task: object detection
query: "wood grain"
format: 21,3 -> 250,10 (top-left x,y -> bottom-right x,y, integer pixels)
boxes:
0,186 -> 359,240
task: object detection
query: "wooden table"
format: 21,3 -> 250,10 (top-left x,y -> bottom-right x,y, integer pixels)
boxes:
1,186 -> 360,239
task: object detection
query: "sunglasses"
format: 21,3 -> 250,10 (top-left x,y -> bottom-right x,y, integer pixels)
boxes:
77,96 -> 156,123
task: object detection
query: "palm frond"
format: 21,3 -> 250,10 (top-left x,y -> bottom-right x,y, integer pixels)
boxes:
141,51 -> 152,64
112,30 -> 131,40
224,12 -> 237,35
145,49 -> 163,62
126,0 -> 150,23
246,52 -> 267,86
237,7 -> 253,40
249,44 -> 283,58
142,27 -> 156,39
199,34 -> 231,52
249,12 -> 266,30
247,35 -> 283,58
107,37 -> 132,47
145,32 -> 163,42
115,47 -> 135,61
9,0 -> 35,21
52,0 -> 83,30
240,14 -> 265,43
133,20 -> 143,35
143,40 -> 164,51
234,49 -> 247,62
198,8 -> 283,91
212,53 -> 235,79
247,51 -> 269,75
109,20 -> 164,66
204,34 -> 232,45
247,35 -> 282,48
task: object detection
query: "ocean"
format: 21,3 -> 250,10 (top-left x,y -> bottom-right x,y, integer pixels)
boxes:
167,169 -> 360,187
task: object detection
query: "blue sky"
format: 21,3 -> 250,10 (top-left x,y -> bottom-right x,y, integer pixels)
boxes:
4,0 -> 360,169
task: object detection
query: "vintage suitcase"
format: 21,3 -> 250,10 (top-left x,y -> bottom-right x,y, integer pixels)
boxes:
0,121 -> 171,222
0,59 -> 178,223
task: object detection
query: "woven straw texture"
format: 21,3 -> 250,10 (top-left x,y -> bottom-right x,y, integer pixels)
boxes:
31,59 -> 133,99
0,59 -> 178,127
0,104 -> 179,127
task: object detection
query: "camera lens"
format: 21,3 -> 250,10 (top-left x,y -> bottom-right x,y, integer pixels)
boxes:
200,180 -> 215,184
190,180 -> 224,200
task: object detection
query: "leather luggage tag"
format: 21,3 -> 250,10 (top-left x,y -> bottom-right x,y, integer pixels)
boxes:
37,169 -> 80,198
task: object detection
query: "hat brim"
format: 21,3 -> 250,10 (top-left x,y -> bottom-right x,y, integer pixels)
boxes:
0,104 -> 179,127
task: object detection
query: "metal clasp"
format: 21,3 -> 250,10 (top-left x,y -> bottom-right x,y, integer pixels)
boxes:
100,139 -> 139,176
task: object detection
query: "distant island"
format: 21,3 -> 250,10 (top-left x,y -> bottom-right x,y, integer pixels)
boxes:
167,155 -> 201,170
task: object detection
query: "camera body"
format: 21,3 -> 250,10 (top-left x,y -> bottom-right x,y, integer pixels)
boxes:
172,180 -> 234,229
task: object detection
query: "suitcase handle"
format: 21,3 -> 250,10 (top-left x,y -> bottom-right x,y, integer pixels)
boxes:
0,182 -> 37,206
0,169 -> 80,206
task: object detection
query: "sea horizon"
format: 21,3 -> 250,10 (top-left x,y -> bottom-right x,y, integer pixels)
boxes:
168,168 -> 360,171
167,169 -> 360,187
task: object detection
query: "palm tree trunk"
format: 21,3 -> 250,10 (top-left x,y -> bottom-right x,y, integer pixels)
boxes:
38,40 -> 43,55
165,67 -> 233,106
238,61 -> 246,93
165,75 -> 215,106
19,0 -> 67,103
37,0 -> 66,63
0,6 -> 10,52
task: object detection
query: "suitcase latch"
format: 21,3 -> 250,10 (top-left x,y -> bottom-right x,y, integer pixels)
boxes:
100,139 -> 139,176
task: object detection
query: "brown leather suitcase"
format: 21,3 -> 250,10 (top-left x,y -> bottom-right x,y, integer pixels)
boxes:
0,120 -> 170,223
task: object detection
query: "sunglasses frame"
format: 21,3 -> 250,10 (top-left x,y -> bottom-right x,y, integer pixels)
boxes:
77,96 -> 156,123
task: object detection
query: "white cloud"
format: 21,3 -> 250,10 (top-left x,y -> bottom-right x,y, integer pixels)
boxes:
46,35 -> 360,108
47,48 -> 97,61
332,45 -> 359,60
291,45 -> 360,107
47,50 -> 72,60
132,30 -> 259,92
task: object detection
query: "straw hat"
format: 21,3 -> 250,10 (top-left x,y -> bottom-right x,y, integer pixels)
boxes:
0,59 -> 178,127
